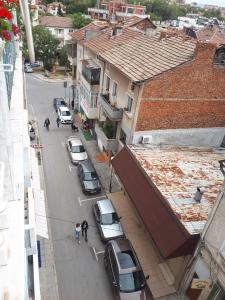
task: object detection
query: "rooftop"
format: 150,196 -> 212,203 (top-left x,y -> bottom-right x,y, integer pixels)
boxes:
196,25 -> 225,46
99,33 -> 196,82
70,21 -> 108,41
128,144 -> 225,235
40,16 -> 74,28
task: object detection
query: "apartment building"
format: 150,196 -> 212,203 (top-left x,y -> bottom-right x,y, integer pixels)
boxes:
88,0 -> 148,21
0,35 -> 44,298
40,16 -> 75,47
68,18 -> 225,157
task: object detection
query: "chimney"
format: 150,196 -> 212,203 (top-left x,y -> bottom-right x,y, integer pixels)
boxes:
194,187 -> 204,203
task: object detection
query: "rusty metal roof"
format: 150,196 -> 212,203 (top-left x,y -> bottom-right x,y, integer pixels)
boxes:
128,144 -> 225,235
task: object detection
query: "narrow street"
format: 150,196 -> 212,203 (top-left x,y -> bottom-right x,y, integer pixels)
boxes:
26,74 -> 114,300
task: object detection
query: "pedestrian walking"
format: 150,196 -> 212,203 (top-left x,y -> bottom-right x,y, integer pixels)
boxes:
56,116 -> 60,128
75,223 -> 81,244
81,220 -> 89,242
44,118 -> 50,131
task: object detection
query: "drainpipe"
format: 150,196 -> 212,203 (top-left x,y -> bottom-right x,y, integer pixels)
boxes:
129,83 -> 144,144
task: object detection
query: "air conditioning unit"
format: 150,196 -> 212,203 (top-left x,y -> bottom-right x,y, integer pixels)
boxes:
142,135 -> 152,144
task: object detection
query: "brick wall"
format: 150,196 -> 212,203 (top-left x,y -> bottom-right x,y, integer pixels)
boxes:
136,43 -> 225,131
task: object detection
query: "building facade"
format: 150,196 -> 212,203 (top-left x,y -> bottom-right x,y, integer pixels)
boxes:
40,16 -> 75,47
0,37 -> 43,298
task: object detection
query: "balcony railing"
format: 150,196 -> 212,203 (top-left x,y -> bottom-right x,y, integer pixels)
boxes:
95,123 -> 118,154
2,39 -> 16,107
99,94 -> 123,121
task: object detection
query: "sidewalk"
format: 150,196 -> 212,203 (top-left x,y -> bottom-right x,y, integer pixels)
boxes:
31,72 -> 71,84
77,124 -> 121,194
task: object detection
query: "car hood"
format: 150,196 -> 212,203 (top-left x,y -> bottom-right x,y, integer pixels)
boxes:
101,223 -> 123,239
71,152 -> 87,162
60,115 -> 72,120
83,180 -> 100,190
120,289 -> 151,300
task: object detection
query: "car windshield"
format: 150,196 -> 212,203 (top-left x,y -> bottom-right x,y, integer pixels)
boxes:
71,145 -> 85,153
119,271 -> 145,293
61,111 -> 71,116
101,212 -> 118,225
84,171 -> 97,181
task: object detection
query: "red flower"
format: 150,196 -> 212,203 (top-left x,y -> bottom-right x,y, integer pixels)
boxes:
1,30 -> 11,40
0,7 -> 12,19
11,23 -> 18,35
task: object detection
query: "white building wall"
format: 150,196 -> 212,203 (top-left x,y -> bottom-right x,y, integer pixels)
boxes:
0,41 -> 41,299
133,127 -> 225,147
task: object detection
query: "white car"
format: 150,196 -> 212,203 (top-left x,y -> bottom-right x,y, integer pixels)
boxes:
58,107 -> 72,124
67,136 -> 88,164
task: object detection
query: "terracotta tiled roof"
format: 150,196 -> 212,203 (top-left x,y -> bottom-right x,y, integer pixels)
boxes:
196,26 -> 225,46
84,27 -> 142,54
121,16 -> 155,28
40,16 -> 74,28
99,33 -> 196,82
70,21 -> 108,41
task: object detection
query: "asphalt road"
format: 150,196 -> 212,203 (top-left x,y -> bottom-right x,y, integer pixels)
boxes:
26,74 -> 114,300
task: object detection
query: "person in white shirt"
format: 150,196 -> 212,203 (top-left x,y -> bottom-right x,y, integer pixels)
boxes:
75,223 -> 81,244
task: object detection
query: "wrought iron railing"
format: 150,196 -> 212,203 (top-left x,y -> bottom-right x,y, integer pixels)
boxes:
3,38 -> 16,107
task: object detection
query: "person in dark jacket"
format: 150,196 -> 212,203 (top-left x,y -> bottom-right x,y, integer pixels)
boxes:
44,118 -> 50,131
81,220 -> 89,242
56,116 -> 60,128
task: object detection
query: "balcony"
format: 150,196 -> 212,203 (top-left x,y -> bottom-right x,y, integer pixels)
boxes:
99,94 -> 123,121
82,59 -> 100,86
95,123 -> 118,154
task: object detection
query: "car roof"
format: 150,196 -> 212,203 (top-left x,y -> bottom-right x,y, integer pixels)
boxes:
79,159 -> 95,173
54,98 -> 65,102
59,106 -> 70,111
68,137 -> 83,146
109,239 -> 141,273
97,199 -> 115,214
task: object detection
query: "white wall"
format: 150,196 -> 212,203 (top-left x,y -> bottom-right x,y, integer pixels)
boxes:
133,127 -> 225,148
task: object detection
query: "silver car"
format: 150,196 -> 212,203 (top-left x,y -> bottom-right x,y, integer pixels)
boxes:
93,199 -> 124,242
67,136 -> 88,164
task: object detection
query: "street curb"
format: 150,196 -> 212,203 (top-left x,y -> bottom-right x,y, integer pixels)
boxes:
31,73 -> 70,83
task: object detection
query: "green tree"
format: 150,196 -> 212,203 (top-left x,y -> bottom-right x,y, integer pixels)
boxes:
71,13 -> 91,29
32,25 -> 60,70
59,46 -> 70,68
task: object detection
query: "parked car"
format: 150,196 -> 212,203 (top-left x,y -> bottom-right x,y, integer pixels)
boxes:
93,199 -> 124,242
53,98 -> 67,112
57,107 -> 72,124
67,136 -> 88,164
104,238 -> 152,300
24,65 -> 33,73
29,61 -> 41,68
77,160 -> 101,194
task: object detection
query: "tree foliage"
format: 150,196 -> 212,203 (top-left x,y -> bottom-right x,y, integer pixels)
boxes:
65,0 -> 95,14
32,25 -> 60,70
58,46 -> 70,67
57,4 -> 64,16
71,13 -> 91,29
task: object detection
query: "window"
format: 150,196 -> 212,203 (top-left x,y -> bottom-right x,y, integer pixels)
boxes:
112,82 -> 117,97
214,46 -> 225,66
127,7 -> 134,13
105,76 -> 110,91
208,282 -> 225,300
127,96 -> 133,112
120,129 -> 126,144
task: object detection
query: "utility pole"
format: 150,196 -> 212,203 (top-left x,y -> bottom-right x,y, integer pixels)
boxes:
20,0 -> 35,63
